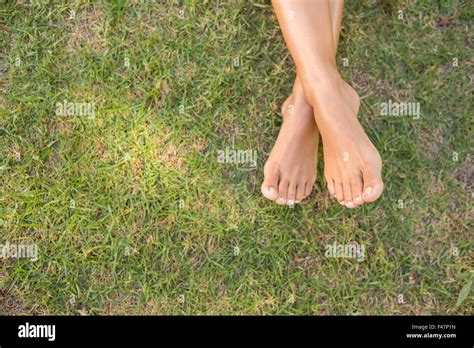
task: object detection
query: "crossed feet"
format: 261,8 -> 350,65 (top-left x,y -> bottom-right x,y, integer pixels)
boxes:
261,76 -> 384,209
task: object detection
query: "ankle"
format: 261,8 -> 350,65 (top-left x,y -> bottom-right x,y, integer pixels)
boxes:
298,70 -> 342,104
303,73 -> 346,106
291,77 -> 310,105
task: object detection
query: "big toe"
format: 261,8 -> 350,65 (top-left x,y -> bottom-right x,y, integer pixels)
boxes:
362,172 -> 384,203
261,182 -> 279,201
261,163 -> 280,201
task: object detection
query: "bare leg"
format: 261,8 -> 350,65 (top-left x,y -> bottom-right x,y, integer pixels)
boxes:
272,0 -> 384,208
261,0 -> 344,205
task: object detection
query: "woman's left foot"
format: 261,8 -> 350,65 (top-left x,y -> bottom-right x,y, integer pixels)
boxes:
261,79 -> 319,205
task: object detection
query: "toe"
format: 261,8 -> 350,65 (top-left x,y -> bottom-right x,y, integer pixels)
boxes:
351,173 -> 364,206
326,177 -> 336,198
334,180 -> 344,205
287,182 -> 297,206
296,181 -> 306,203
261,183 -> 279,201
362,169 -> 384,203
304,178 -> 315,198
261,164 -> 280,201
343,179 -> 356,208
276,178 -> 289,205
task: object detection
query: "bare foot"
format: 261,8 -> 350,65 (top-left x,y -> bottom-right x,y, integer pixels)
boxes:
261,82 -> 319,205
310,77 -> 383,208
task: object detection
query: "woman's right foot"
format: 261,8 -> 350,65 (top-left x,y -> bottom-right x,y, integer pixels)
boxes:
310,76 -> 384,208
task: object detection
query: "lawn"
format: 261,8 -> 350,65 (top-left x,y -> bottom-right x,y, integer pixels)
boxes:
0,0 -> 472,315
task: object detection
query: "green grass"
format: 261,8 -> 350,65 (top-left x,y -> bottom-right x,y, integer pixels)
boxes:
0,0 -> 472,315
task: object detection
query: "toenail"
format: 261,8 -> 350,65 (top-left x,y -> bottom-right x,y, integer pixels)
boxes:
339,201 -> 345,205
277,197 -> 286,204
363,187 -> 373,198
355,195 -> 362,203
287,200 -> 295,206
267,186 -> 276,194
346,201 -> 354,207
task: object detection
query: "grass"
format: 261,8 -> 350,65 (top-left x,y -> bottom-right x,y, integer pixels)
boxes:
0,0 -> 472,315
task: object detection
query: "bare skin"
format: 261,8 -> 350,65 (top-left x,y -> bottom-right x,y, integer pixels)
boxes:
271,0 -> 384,208
261,0 -> 347,206
261,79 -> 318,205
